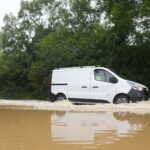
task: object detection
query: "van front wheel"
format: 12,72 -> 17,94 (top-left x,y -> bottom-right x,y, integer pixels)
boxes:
114,94 -> 130,104
55,94 -> 67,102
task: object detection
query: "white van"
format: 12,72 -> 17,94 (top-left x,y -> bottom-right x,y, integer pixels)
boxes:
49,66 -> 149,104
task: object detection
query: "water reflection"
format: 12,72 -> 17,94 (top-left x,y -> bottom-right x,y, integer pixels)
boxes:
0,109 -> 149,150
51,111 -> 149,145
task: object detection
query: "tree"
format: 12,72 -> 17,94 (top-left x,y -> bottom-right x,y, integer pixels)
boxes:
0,0 -> 149,99
0,31 -> 2,50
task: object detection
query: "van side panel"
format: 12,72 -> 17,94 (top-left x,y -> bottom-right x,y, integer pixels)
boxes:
52,70 -> 68,83
68,70 -> 90,100
51,70 -> 68,97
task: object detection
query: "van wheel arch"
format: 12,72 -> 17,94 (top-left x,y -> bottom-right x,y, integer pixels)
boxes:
55,93 -> 67,101
113,93 -> 130,104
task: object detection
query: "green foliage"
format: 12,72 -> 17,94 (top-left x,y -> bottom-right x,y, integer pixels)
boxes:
0,0 -> 149,99
0,31 -> 2,50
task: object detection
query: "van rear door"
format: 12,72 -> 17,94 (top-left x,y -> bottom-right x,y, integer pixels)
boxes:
68,70 -> 90,102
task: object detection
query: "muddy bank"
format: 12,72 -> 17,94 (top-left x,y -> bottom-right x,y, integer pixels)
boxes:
0,100 -> 150,113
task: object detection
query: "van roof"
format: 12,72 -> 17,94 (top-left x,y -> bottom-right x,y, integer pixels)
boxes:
54,66 -> 107,71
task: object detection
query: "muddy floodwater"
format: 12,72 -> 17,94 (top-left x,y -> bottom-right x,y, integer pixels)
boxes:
0,107 -> 150,150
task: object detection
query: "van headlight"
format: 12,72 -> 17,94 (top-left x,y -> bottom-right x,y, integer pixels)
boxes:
127,81 -> 143,91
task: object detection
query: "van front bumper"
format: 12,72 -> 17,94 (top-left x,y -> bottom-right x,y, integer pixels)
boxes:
128,88 -> 149,102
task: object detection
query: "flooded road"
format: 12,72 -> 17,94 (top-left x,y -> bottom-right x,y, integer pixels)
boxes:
0,109 -> 150,150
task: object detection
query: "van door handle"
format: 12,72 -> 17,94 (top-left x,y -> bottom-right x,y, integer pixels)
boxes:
82,86 -> 87,88
93,86 -> 99,88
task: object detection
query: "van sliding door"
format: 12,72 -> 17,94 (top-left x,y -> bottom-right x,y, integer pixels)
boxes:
68,70 -> 90,102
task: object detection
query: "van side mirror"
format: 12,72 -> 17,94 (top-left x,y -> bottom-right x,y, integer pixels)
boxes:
109,77 -> 118,84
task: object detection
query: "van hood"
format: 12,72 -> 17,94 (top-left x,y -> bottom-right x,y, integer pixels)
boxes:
126,80 -> 148,91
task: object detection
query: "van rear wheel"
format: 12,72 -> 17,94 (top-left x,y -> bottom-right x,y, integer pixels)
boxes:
114,95 -> 129,104
55,94 -> 67,102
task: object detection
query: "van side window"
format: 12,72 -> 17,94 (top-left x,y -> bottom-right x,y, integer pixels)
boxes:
94,70 -> 106,82
105,71 -> 116,83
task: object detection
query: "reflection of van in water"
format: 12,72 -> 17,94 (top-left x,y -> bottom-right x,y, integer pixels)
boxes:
49,66 -> 149,104
51,111 -> 148,144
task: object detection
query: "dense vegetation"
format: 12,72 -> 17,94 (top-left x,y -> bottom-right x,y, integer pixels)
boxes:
0,0 -> 149,99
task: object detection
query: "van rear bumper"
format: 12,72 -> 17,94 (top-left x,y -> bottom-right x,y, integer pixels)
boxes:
128,88 -> 149,102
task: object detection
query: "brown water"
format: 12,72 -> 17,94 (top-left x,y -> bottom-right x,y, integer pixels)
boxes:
0,109 -> 150,150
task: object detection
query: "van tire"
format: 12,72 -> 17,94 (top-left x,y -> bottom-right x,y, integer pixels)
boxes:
114,94 -> 130,104
55,94 -> 67,102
